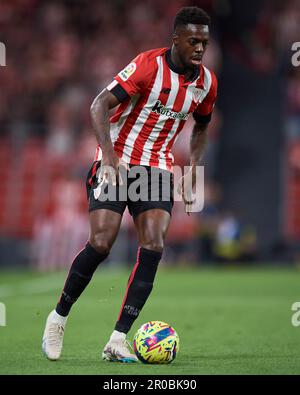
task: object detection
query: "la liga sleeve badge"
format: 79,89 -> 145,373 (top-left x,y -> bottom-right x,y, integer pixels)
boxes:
118,62 -> 137,81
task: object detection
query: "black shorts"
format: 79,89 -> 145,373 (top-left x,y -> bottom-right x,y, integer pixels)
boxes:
86,161 -> 174,219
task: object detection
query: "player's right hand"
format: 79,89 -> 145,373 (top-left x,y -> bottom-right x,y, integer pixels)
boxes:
177,169 -> 196,215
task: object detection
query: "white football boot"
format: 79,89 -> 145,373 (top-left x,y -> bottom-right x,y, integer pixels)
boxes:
42,310 -> 67,361
102,330 -> 138,363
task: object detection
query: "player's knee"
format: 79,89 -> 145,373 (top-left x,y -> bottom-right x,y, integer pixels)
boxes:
139,224 -> 166,252
140,240 -> 164,253
89,233 -> 111,256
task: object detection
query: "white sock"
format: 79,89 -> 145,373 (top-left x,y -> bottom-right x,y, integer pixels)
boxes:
51,309 -> 68,326
110,330 -> 126,341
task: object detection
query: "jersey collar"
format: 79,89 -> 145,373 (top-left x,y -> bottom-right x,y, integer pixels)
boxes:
165,48 -> 201,85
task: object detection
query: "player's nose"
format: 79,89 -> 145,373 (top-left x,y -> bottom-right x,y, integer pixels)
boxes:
195,43 -> 204,53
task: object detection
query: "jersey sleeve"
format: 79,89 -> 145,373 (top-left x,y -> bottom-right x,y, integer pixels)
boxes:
107,52 -> 154,101
193,71 -> 218,124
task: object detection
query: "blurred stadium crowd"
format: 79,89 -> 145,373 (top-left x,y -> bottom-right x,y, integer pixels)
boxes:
0,0 -> 300,268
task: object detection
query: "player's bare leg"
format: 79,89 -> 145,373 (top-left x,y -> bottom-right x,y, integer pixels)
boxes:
103,209 -> 171,363
42,209 -> 122,360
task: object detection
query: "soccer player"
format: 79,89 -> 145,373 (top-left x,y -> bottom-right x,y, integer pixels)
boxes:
42,6 -> 217,362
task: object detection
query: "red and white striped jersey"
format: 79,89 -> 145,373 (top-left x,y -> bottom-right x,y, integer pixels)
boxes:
94,47 -> 217,171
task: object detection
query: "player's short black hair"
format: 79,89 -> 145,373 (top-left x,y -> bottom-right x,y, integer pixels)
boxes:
173,6 -> 211,32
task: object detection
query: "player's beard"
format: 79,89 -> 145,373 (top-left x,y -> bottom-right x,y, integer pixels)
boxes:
178,51 -> 198,73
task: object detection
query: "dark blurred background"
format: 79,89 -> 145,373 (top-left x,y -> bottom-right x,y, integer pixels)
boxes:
1,0 -> 300,269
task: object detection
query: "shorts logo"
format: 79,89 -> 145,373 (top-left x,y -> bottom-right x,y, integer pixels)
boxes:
118,62 -> 137,81
193,88 -> 206,103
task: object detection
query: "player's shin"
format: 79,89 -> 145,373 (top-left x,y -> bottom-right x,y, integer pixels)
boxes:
115,247 -> 162,334
55,243 -> 109,316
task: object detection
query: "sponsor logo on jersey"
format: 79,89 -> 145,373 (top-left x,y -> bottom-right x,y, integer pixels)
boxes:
151,100 -> 188,121
118,62 -> 137,81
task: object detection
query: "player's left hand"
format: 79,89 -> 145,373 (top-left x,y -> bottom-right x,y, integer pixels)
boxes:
93,159 -> 129,200
177,167 -> 196,215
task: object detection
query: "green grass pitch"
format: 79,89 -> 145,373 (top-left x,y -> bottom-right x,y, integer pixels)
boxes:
0,266 -> 300,375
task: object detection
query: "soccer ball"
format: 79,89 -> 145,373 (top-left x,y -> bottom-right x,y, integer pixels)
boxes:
133,321 -> 179,364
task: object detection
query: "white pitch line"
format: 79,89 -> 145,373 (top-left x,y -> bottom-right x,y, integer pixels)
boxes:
0,268 -> 121,299
0,285 -> 14,298
0,275 -> 64,298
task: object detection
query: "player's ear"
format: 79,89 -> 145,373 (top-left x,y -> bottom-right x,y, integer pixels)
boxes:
172,32 -> 179,47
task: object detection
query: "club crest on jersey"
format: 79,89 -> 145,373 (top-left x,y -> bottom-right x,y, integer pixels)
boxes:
118,62 -> 137,81
192,88 -> 206,103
